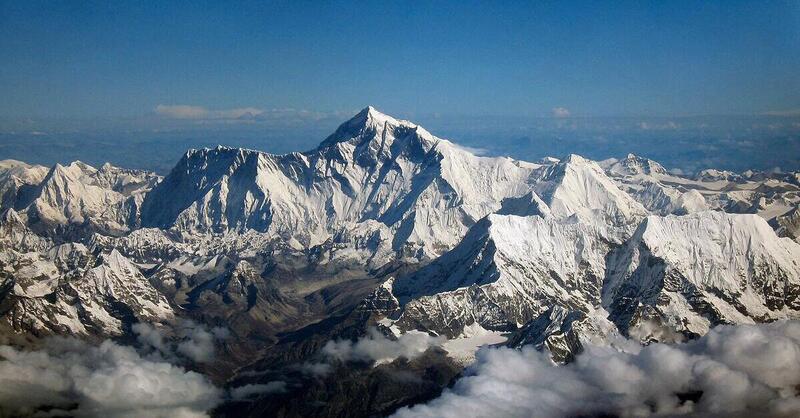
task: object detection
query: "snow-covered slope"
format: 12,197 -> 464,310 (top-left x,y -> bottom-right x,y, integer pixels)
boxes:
0,209 -> 50,253
385,214 -> 614,337
532,154 -> 648,225
603,154 -> 800,232
773,207 -> 800,242
606,153 -> 668,177
141,107 -> 538,257
374,208 -> 800,364
505,305 -> 619,363
603,154 -> 709,215
603,211 -> 800,340
13,161 -> 158,237
0,160 -> 48,213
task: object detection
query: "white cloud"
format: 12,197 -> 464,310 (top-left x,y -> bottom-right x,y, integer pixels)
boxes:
298,361 -> 333,377
0,338 -> 222,418
669,167 -> 685,176
155,105 -> 213,119
294,329 -> 443,379
132,321 -> 170,355
155,104 -> 267,120
216,107 -> 264,119
133,320 -> 229,364
176,323 -> 230,363
152,104 -> 362,128
448,143 -> 490,156
552,107 -> 571,118
393,321 -> 800,418
638,120 -> 680,130
322,328 -> 444,366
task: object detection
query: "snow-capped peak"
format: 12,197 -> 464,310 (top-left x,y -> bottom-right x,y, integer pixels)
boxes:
695,168 -> 742,182
608,153 -> 668,176
317,106 -> 438,153
533,153 -> 649,225
359,105 -> 400,126
139,107 -> 542,254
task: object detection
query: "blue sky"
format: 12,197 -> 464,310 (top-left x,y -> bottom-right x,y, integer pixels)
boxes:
1,1 -> 799,174
1,0 -> 799,120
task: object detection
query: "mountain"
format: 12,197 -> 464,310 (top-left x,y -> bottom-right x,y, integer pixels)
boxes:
0,160 -> 48,214
504,305 -> 618,363
603,211 -> 800,340
604,154 -> 800,231
603,154 -> 709,215
773,207 -> 800,241
0,209 -> 50,253
379,209 -> 800,342
606,153 -> 669,177
1,241 -> 172,338
2,107 -> 799,345
141,107 -> 539,257
6,161 -> 159,238
532,154 -> 648,225
385,214 -> 613,338
2,107 -> 800,417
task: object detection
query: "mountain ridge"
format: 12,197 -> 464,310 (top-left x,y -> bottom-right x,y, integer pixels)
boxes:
1,107 -> 799,400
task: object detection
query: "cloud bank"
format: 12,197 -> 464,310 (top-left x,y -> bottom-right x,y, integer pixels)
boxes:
0,321 -> 232,417
0,338 -> 222,418
393,321 -> 800,418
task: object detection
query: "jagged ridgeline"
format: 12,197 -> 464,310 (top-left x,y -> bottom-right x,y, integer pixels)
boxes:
1,107 -> 799,412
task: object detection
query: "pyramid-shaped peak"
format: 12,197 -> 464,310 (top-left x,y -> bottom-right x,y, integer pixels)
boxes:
318,106 -> 436,151
349,106 -> 408,128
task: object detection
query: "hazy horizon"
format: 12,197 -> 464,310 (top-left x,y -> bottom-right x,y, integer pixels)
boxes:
2,108 -> 798,175
3,1 -> 799,174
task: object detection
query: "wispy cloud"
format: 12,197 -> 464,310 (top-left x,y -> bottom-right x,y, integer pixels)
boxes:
155,104 -> 264,120
448,143 -> 490,156
638,120 -> 679,130
552,107 -> 571,118
322,328 -> 443,366
133,320 -> 230,364
154,104 -> 355,124
293,328 -> 444,379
